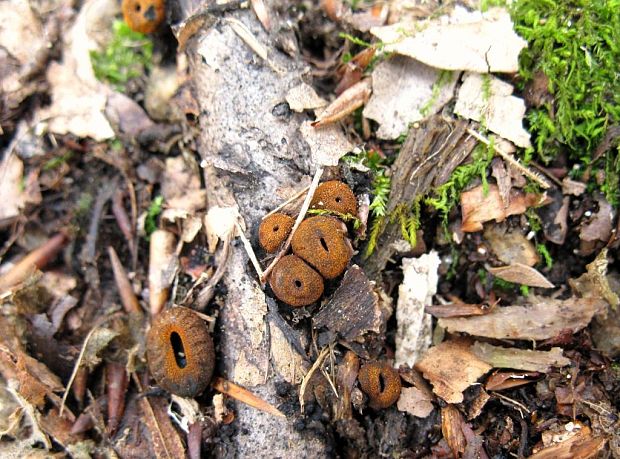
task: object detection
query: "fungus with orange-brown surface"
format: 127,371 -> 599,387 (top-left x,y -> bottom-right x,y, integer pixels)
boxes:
258,213 -> 294,253
146,307 -> 214,398
310,180 -> 358,216
358,361 -> 402,409
269,255 -> 324,307
122,0 -> 165,34
291,215 -> 353,279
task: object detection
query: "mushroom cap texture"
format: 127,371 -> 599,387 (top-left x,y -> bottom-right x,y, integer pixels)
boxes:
147,307 -> 214,398
269,255 -> 324,307
358,361 -> 402,409
291,215 -> 353,279
258,213 -> 295,253
122,0 -> 165,34
310,181 -> 358,216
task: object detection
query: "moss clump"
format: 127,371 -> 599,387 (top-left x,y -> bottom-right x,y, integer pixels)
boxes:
90,20 -> 153,93
512,0 -> 620,203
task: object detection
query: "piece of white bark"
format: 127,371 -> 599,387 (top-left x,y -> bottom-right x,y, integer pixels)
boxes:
395,251 -> 440,366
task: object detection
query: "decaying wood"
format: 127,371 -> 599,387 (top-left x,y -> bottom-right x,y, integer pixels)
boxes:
365,116 -> 477,280
182,1 -> 329,453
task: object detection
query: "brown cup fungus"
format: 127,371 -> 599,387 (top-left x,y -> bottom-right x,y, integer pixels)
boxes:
269,255 -> 324,307
310,180 -> 358,216
146,307 -> 214,398
291,216 -> 353,279
259,213 -> 294,253
358,361 -> 401,409
122,0 -> 165,34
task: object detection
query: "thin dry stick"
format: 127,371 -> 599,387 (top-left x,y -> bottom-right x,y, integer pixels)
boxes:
260,167 -> 324,284
299,346 -> 330,414
466,128 -> 550,189
236,222 -> 263,279
262,185 -> 310,219
59,313 -> 122,416
493,391 -> 531,415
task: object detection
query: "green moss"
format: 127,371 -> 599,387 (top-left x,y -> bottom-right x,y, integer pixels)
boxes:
425,142 -> 495,225
420,70 -> 453,117
536,243 -> 553,269
90,20 -> 153,92
307,208 -> 362,229
512,0 -> 620,203
145,195 -> 163,237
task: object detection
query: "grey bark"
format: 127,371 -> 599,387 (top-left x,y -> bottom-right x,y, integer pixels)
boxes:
177,2 -> 329,457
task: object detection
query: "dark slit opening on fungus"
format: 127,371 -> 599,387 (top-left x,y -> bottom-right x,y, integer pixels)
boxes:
170,332 -> 187,368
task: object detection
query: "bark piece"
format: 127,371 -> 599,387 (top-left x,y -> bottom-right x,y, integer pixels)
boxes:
313,265 -> 383,342
442,405 -> 467,457
363,55 -> 458,139
439,297 -> 606,341
454,72 -> 531,148
471,342 -> 570,372
415,340 -> 492,404
394,252 -> 439,367
532,424 -> 606,459
371,7 -> 526,73
487,263 -> 554,288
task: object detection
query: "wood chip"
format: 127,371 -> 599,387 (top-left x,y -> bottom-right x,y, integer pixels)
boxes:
487,263 -> 554,288
441,405 -> 467,457
438,297 -> 606,341
415,340 -> 492,404
531,424 -> 606,459
313,266 -> 384,341
472,342 -> 570,372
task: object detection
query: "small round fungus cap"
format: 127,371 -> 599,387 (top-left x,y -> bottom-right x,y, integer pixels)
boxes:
122,0 -> 166,34
310,181 -> 358,216
269,255 -> 324,307
291,216 -> 353,279
358,361 -> 402,409
258,213 -> 295,253
147,307 -> 214,398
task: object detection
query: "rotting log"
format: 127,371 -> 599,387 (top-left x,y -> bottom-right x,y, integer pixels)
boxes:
175,1 -> 328,456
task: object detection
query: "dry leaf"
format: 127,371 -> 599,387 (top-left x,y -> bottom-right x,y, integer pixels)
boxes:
439,296 -> 606,341
300,120 -> 355,167
161,156 -> 205,213
285,83 -> 327,112
487,263 -> 554,288
569,248 -> 619,309
371,7 -> 526,73
442,405 -> 466,457
363,55 -> 458,139
80,327 -> 119,370
415,340 -> 492,404
562,178 -> 587,196
139,395 -> 186,459
471,342 -> 570,372
312,79 -> 371,128
461,184 -> 543,232
484,225 -> 539,267
0,154 -> 29,224
425,301 -> 493,318
455,72 -> 531,148
579,195 -> 614,244
395,252 -> 439,367
204,205 -> 244,253
485,370 -> 540,391
397,387 -> 434,418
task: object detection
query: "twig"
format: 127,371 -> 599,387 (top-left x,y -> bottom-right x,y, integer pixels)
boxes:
236,222 -> 263,279
492,392 -> 531,416
260,167 -> 324,284
262,185 -> 310,219
60,314 -> 122,416
466,128 -> 550,189
212,377 -> 285,418
194,233 -> 231,311
299,346 -> 330,414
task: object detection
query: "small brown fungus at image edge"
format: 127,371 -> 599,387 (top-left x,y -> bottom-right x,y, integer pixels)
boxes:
146,307 -> 215,398
358,361 -> 402,409
122,0 -> 166,34
259,213 -> 295,253
291,215 -> 353,279
269,255 -> 324,307
310,180 -> 358,216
